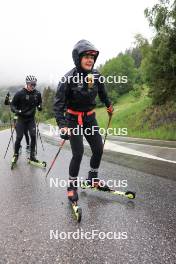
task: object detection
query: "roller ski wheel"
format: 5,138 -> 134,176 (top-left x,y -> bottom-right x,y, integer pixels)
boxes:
28,158 -> 47,169
125,191 -> 136,199
11,155 -> 18,170
41,161 -> 47,168
71,202 -> 82,223
67,184 -> 82,222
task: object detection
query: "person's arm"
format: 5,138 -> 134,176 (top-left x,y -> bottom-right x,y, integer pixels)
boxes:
10,92 -> 21,114
96,71 -> 114,115
96,71 -> 111,106
53,79 -> 69,129
37,92 -> 42,111
97,80 -> 111,107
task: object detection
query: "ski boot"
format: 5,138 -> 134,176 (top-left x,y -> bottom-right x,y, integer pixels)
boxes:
67,180 -> 79,203
28,153 -> 47,168
11,154 -> 18,170
81,171 -> 111,192
30,153 -> 39,162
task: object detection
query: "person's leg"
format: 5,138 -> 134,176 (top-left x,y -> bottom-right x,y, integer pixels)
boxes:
27,119 -> 36,159
24,128 -> 30,146
69,130 -> 84,179
83,117 -> 103,185
68,125 -> 84,202
14,119 -> 25,157
84,118 -> 103,169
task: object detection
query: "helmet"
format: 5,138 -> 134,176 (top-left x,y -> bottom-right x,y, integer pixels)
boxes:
25,75 -> 37,85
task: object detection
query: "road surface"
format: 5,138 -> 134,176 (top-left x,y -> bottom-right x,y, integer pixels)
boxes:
0,129 -> 176,264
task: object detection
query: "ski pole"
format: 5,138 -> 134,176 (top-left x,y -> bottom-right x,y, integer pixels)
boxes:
36,123 -> 44,151
36,112 -> 45,151
9,109 -> 14,150
4,127 -> 15,159
35,135 -> 38,155
4,92 -> 15,151
103,114 -> 113,149
45,139 -> 66,178
35,122 -> 40,155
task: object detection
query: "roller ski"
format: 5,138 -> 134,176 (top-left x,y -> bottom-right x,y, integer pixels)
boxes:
11,154 -> 18,170
67,181 -> 82,223
80,171 -> 136,200
27,154 -> 47,169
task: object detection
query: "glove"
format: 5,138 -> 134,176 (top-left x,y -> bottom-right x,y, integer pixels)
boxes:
37,105 -> 42,111
107,105 -> 114,116
4,92 -> 11,105
60,127 -> 70,140
15,109 -> 22,115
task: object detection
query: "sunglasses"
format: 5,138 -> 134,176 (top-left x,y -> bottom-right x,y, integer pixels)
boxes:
84,50 -> 98,56
29,83 -> 36,87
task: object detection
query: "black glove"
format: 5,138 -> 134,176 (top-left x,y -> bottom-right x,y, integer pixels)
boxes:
37,105 -> 42,111
15,109 -> 22,115
4,92 -> 10,105
60,128 -> 70,140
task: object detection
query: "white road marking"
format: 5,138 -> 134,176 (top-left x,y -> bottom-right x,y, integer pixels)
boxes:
104,141 -> 176,164
113,141 -> 176,150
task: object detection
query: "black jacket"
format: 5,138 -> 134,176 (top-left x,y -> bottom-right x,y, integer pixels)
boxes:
11,88 -> 42,119
54,40 -> 111,128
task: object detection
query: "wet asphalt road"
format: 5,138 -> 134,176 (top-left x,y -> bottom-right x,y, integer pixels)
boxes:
0,129 -> 176,264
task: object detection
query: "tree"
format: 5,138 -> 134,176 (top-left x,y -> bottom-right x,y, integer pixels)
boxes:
125,34 -> 145,69
42,87 -> 55,120
100,54 -> 137,103
143,0 -> 176,104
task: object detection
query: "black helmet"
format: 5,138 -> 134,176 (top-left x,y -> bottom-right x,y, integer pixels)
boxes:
72,39 -> 99,69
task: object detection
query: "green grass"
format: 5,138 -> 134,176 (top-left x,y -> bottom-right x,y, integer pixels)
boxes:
0,125 -> 10,131
45,118 -> 57,126
46,92 -> 176,141
96,93 -> 151,130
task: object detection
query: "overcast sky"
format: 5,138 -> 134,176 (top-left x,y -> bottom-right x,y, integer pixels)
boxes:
0,0 -> 158,86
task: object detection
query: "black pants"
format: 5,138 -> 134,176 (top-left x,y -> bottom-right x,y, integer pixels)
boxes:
24,129 -> 30,146
68,113 -> 103,178
15,118 -> 36,155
